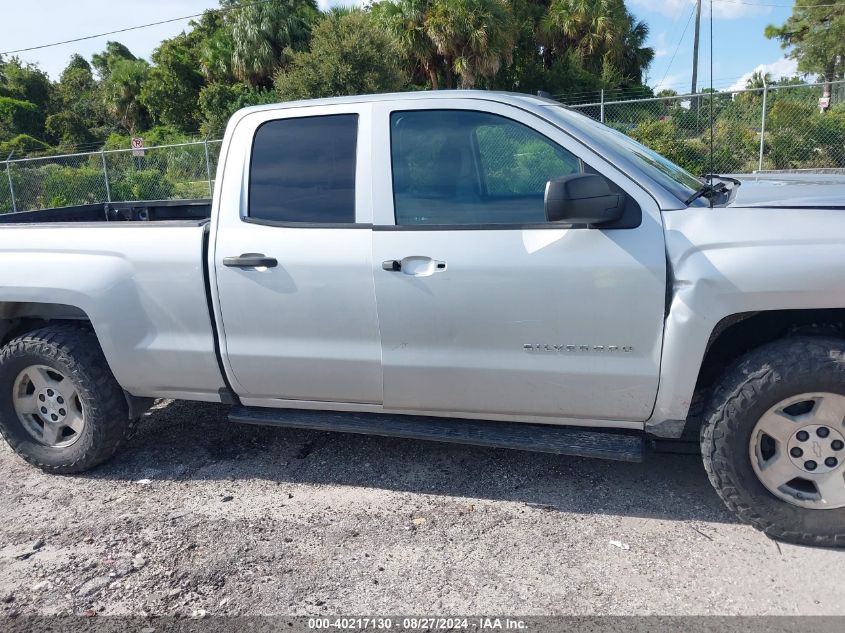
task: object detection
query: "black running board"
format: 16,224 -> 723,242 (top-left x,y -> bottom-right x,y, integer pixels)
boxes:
229,406 -> 645,462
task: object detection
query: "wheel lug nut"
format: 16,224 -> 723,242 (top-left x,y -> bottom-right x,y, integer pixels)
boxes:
790,447 -> 804,458
832,440 -> 844,451
825,457 -> 838,468
56,396 -> 64,404
50,414 -> 58,422
38,394 -> 45,402
805,460 -> 818,471
58,408 -> 66,416
817,427 -> 830,438
796,430 -> 810,442
40,407 -> 47,414
46,389 -> 54,397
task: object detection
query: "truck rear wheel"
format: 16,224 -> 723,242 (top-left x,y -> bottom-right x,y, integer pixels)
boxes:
701,336 -> 845,547
0,325 -> 133,474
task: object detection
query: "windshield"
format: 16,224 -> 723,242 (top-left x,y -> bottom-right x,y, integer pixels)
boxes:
545,105 -> 704,205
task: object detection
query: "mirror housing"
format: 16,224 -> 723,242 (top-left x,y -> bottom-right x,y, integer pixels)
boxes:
544,174 -> 624,226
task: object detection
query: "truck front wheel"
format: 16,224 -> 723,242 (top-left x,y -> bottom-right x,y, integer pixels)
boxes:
702,336 -> 845,547
0,325 -> 133,474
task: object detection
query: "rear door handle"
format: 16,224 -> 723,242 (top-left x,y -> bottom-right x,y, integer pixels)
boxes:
223,253 -> 278,268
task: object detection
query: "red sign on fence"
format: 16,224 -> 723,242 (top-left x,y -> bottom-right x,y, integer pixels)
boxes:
131,137 -> 145,157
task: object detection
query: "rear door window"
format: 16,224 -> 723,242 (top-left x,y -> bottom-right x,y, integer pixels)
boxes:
249,114 -> 358,224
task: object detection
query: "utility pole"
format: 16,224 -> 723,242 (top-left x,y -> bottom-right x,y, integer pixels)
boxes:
691,0 -> 702,95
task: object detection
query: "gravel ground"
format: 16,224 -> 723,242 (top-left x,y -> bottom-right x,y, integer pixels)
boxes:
1,399 -> 844,618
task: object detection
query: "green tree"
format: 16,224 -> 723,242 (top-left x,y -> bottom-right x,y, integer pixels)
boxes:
618,16 -> 653,85
198,82 -> 277,136
0,58 -> 53,141
542,0 -> 616,66
199,83 -> 247,137
140,34 -> 205,132
221,0 -> 319,88
745,70 -> 772,90
55,55 -> 104,138
541,0 -> 652,84
275,10 -> 407,100
766,0 -> 845,103
102,58 -> 150,133
198,13 -> 237,83
372,0 -> 443,89
0,96 -> 40,141
0,58 -> 53,113
91,41 -> 137,80
44,112 -> 96,148
426,0 -> 518,88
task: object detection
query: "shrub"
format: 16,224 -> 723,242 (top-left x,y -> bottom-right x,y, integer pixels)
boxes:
767,127 -> 816,169
811,111 -> 845,167
0,96 -> 41,140
42,164 -> 107,207
767,99 -> 816,132
0,134 -> 51,158
710,119 -> 759,173
110,169 -> 174,201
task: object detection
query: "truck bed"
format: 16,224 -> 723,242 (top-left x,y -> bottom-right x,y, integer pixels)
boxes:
0,210 -> 226,401
0,199 -> 212,224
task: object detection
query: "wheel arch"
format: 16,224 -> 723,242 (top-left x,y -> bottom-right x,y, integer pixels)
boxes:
0,304 -> 154,419
0,302 -> 92,347
650,308 -> 845,440
696,308 -> 845,400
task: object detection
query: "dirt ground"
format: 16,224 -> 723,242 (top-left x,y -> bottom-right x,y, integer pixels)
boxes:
1,399 -> 844,618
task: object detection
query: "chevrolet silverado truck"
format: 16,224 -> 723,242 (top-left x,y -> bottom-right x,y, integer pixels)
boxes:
1,92 -> 844,546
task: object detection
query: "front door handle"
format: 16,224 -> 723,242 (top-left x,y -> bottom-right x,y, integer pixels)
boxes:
223,253 -> 278,268
382,256 -> 446,276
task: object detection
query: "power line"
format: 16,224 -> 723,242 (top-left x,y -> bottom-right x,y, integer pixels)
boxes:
0,0 -> 278,56
711,0 -> 845,6
656,3 -> 697,92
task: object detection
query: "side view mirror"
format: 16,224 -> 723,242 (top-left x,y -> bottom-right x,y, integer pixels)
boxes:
544,174 -> 624,226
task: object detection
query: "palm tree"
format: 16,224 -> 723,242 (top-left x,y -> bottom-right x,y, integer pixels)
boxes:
541,0 -> 617,67
746,70 -> 772,90
221,0 -> 319,88
619,17 -> 653,85
372,0 -> 443,89
541,0 -> 652,85
102,58 -> 150,132
426,0 -> 518,89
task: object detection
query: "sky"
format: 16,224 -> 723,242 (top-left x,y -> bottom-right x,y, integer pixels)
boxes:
0,0 -> 799,95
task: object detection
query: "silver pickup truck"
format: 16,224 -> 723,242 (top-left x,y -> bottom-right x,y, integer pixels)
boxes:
1,92 -> 844,546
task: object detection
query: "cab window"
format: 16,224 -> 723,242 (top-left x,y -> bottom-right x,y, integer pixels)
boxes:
390,110 -> 581,226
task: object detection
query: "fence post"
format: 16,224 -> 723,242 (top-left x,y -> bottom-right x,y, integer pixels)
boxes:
6,152 -> 16,213
600,89 -> 605,123
204,140 -> 213,197
758,79 -> 768,172
101,150 -> 112,203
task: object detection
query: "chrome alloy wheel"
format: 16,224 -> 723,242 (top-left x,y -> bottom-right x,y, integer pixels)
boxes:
12,365 -> 85,447
749,393 -> 845,509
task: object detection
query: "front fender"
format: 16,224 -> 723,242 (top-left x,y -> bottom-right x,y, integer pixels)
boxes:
649,205 -> 845,435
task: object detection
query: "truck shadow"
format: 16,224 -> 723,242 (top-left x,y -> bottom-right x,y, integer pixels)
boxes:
92,399 -> 736,525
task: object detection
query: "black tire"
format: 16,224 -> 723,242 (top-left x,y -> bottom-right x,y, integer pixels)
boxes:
0,325 -> 133,474
701,336 -> 845,547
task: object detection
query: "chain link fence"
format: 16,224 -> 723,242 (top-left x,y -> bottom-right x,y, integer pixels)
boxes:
1,140 -> 222,214
2,80 -> 844,214
566,79 -> 845,175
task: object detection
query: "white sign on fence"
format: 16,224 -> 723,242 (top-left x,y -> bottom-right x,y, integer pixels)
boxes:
131,137 -> 145,157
